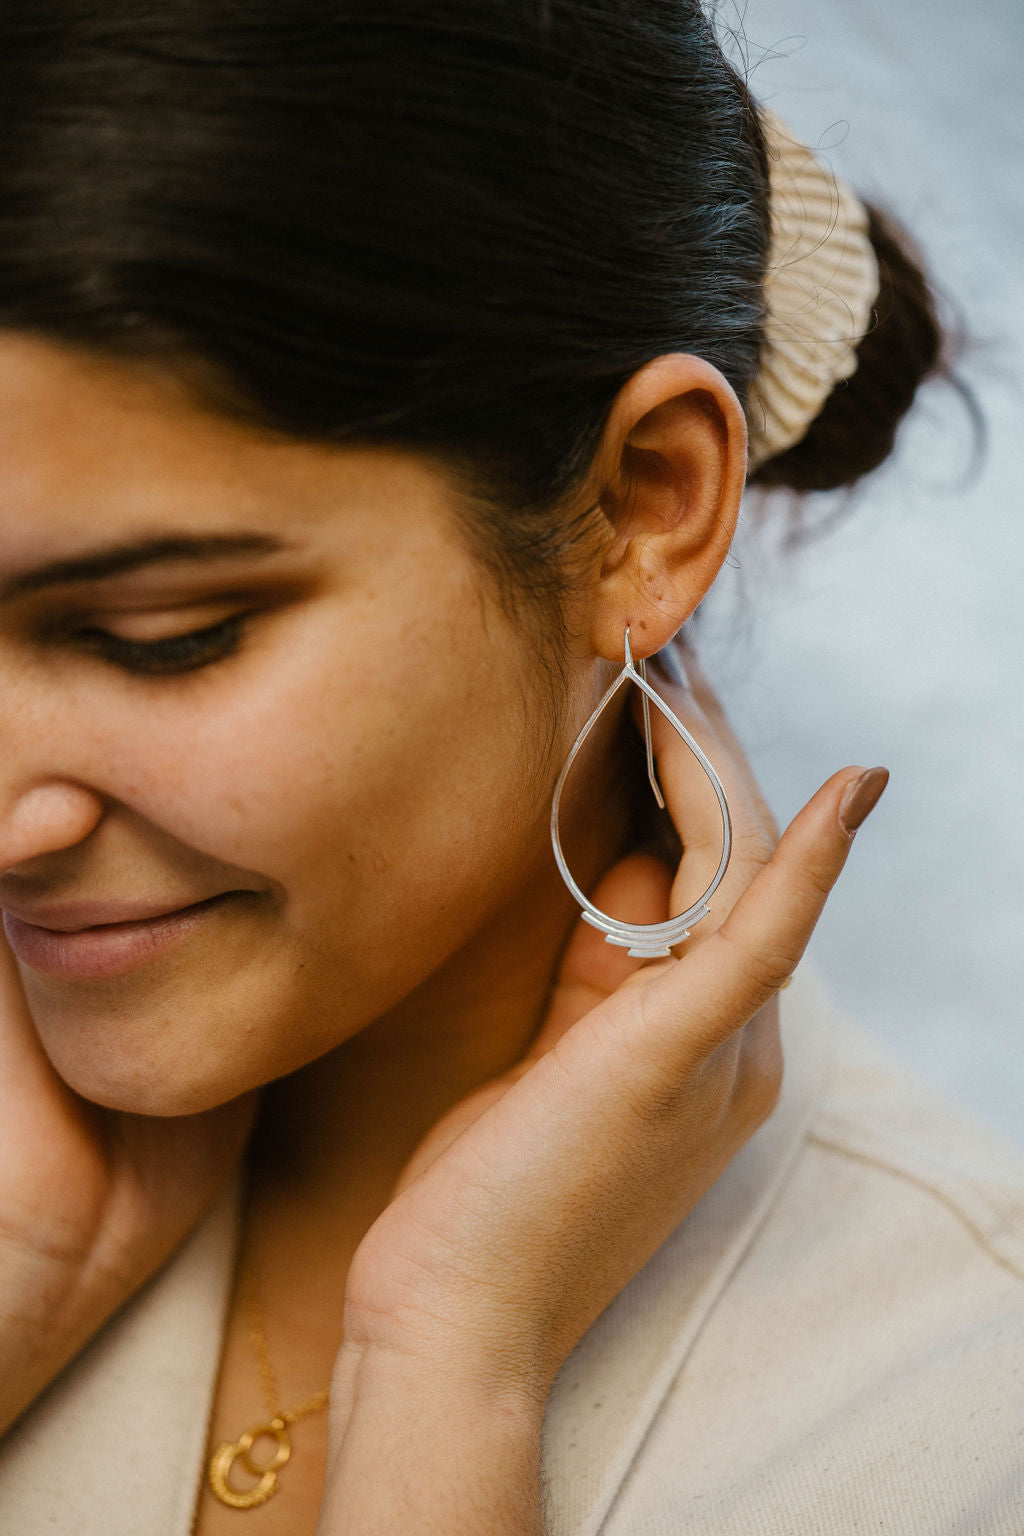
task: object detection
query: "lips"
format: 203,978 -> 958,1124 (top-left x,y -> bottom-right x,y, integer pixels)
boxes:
0,893 -> 229,931
1,893 -> 240,981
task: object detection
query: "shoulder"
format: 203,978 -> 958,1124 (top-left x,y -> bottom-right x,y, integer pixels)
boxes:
811,1004 -> 1024,1277
597,973 -> 1024,1536
765,979 -> 1024,1314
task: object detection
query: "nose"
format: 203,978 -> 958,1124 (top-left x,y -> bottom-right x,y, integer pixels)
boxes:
0,781 -> 106,876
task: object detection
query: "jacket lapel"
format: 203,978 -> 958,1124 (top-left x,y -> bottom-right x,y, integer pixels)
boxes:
0,968 -> 837,1536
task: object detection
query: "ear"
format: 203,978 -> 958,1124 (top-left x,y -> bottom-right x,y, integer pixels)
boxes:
585,353 -> 748,662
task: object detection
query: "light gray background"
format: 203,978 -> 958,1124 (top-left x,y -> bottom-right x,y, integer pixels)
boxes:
694,0 -> 1023,1146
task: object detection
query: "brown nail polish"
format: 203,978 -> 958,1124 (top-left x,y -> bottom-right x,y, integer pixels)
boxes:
839,767 -> 890,835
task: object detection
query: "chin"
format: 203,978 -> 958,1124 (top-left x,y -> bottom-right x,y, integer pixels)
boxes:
46,1031 -> 248,1117
20,938 -> 314,1116
27,993 -> 265,1117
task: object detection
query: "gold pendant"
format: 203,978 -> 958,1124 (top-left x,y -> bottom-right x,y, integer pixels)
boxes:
208,1418 -> 292,1509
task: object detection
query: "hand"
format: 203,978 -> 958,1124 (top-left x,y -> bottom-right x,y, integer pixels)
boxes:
0,934 -> 257,1432
331,645 -> 888,1414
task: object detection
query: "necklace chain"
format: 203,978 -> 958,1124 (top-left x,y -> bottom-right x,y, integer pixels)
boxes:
241,1260 -> 332,1425
206,1251 -> 331,1511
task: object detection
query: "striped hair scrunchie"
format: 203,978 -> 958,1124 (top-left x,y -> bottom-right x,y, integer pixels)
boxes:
746,106 -> 881,472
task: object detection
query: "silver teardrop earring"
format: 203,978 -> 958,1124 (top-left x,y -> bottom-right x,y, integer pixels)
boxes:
550,625 -> 732,959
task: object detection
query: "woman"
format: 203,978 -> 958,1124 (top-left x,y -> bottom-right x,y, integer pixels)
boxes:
0,3 -> 1021,1533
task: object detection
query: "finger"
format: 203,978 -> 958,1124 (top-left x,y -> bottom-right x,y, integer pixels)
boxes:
633,654 -> 775,856
728,998 -> 784,1126
632,667 -> 775,924
628,662 -> 714,830
638,765 -> 888,1062
664,637 -> 780,843
535,852 -> 674,1052
0,925 -> 74,1100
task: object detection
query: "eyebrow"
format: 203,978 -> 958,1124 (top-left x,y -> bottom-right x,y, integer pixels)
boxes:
0,532 -> 290,602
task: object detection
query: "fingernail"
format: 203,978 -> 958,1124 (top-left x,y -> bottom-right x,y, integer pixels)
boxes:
839,767 -> 890,835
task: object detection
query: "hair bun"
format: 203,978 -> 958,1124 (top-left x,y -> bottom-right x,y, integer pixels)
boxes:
749,200 -> 949,494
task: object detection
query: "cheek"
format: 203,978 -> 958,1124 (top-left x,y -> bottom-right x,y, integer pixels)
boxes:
266,637 -> 544,973
22,653 -> 547,1116
95,605 -> 545,1018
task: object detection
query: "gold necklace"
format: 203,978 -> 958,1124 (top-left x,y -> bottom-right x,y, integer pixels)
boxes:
207,1257 -> 331,1510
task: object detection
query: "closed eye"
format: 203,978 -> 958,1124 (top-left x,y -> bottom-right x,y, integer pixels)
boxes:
75,611 -> 250,676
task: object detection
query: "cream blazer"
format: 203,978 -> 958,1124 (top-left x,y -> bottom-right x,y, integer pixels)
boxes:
2,964 -> 1022,1535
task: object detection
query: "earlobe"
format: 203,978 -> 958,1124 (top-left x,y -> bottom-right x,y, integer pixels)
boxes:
588,353 -> 747,662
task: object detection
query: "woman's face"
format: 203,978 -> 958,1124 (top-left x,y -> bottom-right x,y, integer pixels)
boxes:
0,333 -> 589,1114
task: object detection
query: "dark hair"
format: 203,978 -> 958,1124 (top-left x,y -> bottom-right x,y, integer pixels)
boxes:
0,0 -> 954,644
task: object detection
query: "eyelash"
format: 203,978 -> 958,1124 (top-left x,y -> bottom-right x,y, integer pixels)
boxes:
76,612 -> 249,676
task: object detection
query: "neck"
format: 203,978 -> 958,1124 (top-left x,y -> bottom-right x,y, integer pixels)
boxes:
237,694 -> 644,1339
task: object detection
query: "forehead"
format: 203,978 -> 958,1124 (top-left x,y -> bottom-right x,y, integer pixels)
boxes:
0,333 -> 300,536
0,331 -> 455,565
0,329 -> 253,455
